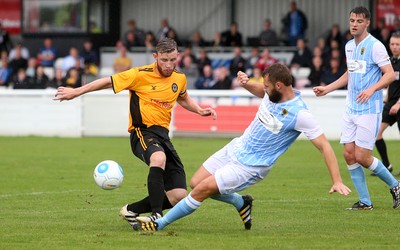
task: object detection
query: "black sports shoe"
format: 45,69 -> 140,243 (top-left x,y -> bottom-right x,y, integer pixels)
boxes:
390,183 -> 400,209
346,201 -> 373,210
371,164 -> 393,176
132,221 -> 159,231
238,195 -> 253,230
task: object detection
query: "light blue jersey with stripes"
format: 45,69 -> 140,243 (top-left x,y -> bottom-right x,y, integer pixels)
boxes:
345,34 -> 391,114
233,90 -> 323,167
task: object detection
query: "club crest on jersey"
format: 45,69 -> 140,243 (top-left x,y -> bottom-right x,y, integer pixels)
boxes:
281,108 -> 288,116
360,47 -> 365,55
172,83 -> 178,92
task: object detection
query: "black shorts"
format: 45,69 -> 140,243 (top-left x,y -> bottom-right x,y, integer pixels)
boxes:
130,125 -> 187,191
382,102 -> 400,128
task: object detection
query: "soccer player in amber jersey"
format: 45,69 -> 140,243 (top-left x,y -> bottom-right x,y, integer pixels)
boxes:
54,38 -> 217,225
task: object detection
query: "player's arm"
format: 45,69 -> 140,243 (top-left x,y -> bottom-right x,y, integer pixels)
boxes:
237,71 -> 265,98
177,94 -> 217,119
313,71 -> 348,96
310,134 -> 351,196
54,77 -> 112,101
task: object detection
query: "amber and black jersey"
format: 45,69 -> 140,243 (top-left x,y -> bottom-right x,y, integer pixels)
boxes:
111,63 -> 187,132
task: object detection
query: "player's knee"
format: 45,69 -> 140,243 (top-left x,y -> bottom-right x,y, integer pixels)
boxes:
167,189 -> 187,205
149,151 -> 166,167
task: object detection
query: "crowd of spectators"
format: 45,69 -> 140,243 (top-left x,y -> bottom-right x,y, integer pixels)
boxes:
1,1 -> 400,91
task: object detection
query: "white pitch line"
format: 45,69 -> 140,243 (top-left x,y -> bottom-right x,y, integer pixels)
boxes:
0,189 -> 92,198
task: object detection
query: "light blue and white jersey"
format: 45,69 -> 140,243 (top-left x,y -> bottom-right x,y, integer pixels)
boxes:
345,34 -> 391,114
232,90 -> 323,167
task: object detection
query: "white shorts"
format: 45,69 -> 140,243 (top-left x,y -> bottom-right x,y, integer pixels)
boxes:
203,142 -> 272,195
340,112 -> 381,150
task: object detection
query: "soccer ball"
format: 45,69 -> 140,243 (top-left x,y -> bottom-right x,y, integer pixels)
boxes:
93,160 -> 124,190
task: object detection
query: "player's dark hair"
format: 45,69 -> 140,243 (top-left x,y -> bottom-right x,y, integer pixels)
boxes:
262,63 -> 292,87
392,31 -> 400,39
350,6 -> 370,20
155,37 -> 177,54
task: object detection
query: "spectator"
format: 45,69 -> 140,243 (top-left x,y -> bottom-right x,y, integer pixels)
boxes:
371,18 -> 386,42
381,27 -> 392,57
113,45 -> 132,73
0,58 -> 12,87
8,47 -> 28,79
245,46 -> 260,75
166,28 -> 182,47
26,57 -> 37,78
320,57 -> 345,88
211,31 -> 223,49
0,21 -> 12,53
259,19 -> 279,47
124,19 -> 145,46
80,39 -> 99,75
9,42 -> 30,60
156,18 -> 172,42
229,46 -> 246,78
190,31 -> 208,47
248,67 -> 263,83
11,68 -> 34,89
125,31 -> 138,49
307,56 -> 324,87
62,67 -> 81,88
255,48 -> 278,72
144,31 -> 156,51
211,66 -> 232,89
37,38 -> 57,68
290,38 -> 312,68
326,24 -> 343,50
178,46 -> 197,68
179,55 -> 199,89
33,65 -> 50,89
61,47 -> 83,73
281,1 -> 308,46
48,68 -> 65,88
196,48 -> 211,76
195,64 -> 214,89
221,22 -> 243,47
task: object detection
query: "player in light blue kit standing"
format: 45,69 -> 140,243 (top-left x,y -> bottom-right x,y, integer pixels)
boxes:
313,6 -> 400,210
132,63 -> 351,232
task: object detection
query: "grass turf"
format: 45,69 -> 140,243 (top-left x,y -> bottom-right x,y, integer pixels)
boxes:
1,136 -> 400,249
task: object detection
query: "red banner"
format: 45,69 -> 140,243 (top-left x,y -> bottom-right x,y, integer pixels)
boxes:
376,0 -> 400,30
0,0 -> 21,34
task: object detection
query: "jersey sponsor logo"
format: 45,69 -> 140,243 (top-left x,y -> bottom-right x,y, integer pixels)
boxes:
347,60 -> 366,73
151,99 -> 173,109
172,83 -> 178,93
138,67 -> 153,72
257,102 -> 283,134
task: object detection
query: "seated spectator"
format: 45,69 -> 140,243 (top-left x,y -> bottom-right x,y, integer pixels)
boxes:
325,24 -> 342,51
255,48 -> 278,72
229,46 -> 246,78
166,28 -> 183,47
124,19 -> 145,46
61,47 -> 84,73
48,68 -> 65,88
306,56 -> 324,87
26,57 -> 37,78
221,22 -> 243,47
37,38 -> 57,68
113,45 -> 132,73
245,46 -> 260,75
11,68 -> 34,89
125,31 -> 139,49
8,48 -> 28,79
177,46 -> 197,68
179,55 -> 198,89
144,31 -> 156,51
196,48 -> 211,76
80,39 -> 99,76
0,58 -> 12,87
211,66 -> 232,89
320,57 -> 345,87
190,31 -> 208,47
290,38 -> 312,68
62,67 -> 82,88
9,42 -> 30,60
195,65 -> 214,89
249,67 -> 264,83
33,65 -> 50,89
156,18 -> 173,42
211,31 -> 223,49
259,19 -> 279,46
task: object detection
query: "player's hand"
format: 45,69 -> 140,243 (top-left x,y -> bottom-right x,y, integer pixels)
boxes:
237,71 -> 249,87
356,88 -> 374,104
312,86 -> 328,96
389,103 -> 400,115
329,182 -> 351,196
53,87 -> 77,101
199,107 -> 217,120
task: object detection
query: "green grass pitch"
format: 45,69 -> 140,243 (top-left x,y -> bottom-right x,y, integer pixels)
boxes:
1,136 -> 400,249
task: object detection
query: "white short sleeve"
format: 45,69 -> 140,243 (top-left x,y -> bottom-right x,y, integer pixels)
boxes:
295,109 -> 324,140
372,42 -> 391,67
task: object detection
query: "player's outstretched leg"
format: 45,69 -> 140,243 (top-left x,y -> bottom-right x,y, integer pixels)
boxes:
134,212 -> 162,223
238,195 -> 253,230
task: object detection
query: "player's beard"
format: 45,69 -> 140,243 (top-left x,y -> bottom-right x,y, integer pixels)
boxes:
268,88 -> 282,103
157,63 -> 175,77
